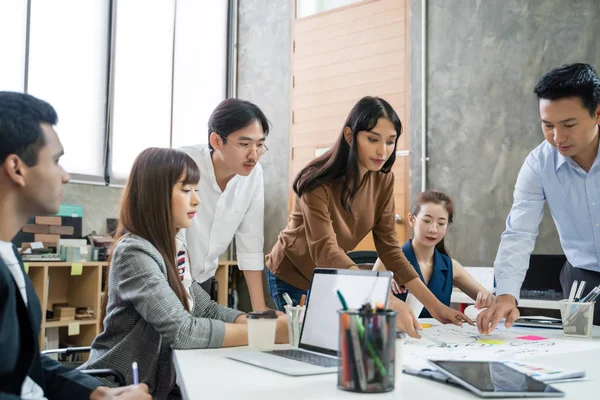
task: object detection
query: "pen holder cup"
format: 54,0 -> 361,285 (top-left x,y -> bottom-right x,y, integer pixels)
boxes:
284,305 -> 305,347
337,309 -> 397,393
558,300 -> 595,338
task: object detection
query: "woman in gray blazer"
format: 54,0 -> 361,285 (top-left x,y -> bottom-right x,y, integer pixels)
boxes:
80,148 -> 287,399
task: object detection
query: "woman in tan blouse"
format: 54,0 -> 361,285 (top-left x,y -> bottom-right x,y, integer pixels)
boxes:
266,96 -> 472,337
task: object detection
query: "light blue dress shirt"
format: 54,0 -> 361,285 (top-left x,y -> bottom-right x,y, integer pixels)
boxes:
495,140 -> 600,300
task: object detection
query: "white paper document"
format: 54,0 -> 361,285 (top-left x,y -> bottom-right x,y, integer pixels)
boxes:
405,324 -> 600,370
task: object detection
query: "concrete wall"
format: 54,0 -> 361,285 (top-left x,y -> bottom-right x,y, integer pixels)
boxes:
409,0 -> 600,266
235,0 -> 292,309
237,0 -> 292,255
62,183 -> 121,236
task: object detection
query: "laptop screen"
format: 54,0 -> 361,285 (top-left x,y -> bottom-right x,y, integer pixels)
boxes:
522,254 -> 566,292
299,269 -> 392,356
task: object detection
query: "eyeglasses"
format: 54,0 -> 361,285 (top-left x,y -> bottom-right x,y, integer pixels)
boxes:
417,217 -> 448,229
219,135 -> 269,156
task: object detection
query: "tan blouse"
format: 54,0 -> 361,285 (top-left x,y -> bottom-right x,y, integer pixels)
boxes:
266,171 -> 419,291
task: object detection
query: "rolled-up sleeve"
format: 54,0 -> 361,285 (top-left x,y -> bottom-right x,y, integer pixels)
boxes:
494,154 -> 546,301
235,170 -> 265,271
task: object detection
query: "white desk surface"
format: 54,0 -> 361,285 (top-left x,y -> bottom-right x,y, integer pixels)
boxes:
174,320 -> 600,399
451,290 -> 560,310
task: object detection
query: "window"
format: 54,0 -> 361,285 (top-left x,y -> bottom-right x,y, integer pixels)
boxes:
110,0 -> 176,181
0,1 -> 28,92
3,0 -> 229,184
27,0 -> 109,180
171,0 -> 228,148
296,0 -> 364,18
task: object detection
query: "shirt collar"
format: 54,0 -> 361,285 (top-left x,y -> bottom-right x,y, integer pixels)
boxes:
555,128 -> 600,172
201,148 -> 224,193
555,151 -> 569,172
200,147 -> 241,194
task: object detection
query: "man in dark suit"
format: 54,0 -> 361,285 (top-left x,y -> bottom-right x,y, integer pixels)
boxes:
0,91 -> 150,400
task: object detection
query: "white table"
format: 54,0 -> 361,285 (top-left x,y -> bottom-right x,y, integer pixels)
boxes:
451,290 -> 560,310
173,322 -> 600,399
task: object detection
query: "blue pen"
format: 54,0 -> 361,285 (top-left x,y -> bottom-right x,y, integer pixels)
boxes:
132,361 -> 139,385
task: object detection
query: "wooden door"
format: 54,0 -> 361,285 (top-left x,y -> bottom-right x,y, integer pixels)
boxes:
290,0 -> 411,249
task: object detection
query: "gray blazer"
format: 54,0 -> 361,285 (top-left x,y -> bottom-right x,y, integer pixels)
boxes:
79,234 -> 243,399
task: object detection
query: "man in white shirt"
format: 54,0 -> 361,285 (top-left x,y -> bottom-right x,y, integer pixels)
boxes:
181,98 -> 270,311
0,91 -> 150,400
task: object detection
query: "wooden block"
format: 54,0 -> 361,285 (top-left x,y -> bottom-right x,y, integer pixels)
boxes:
54,306 -> 76,320
35,216 -> 62,226
23,224 -> 50,234
20,242 -> 57,250
49,225 -> 75,235
34,234 -> 60,243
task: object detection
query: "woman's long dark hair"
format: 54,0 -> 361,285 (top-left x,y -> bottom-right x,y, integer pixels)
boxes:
101,148 -> 200,327
292,96 -> 402,213
411,191 -> 454,257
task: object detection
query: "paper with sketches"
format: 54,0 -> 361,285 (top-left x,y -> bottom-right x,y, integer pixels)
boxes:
405,324 -> 600,370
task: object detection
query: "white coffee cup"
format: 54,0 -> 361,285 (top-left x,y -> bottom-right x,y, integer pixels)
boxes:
247,310 -> 278,350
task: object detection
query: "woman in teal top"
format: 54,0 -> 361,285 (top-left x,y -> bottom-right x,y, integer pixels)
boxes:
397,238 -> 454,318
376,191 -> 494,318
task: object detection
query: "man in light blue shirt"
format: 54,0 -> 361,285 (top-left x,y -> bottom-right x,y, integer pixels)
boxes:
478,63 -> 600,334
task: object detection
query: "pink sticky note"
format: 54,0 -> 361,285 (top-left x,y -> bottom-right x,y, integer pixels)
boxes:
516,335 -> 547,341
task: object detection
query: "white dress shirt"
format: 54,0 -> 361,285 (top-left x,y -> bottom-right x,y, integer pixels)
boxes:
179,145 -> 265,283
495,140 -> 600,301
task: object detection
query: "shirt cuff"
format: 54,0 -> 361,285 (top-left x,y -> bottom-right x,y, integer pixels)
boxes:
207,320 -> 226,348
236,252 -> 265,271
222,308 -> 245,324
494,279 -> 521,303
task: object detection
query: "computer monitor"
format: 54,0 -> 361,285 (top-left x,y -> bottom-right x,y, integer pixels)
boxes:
521,254 -> 566,293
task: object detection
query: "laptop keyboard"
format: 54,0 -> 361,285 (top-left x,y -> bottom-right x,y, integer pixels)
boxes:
268,349 -> 338,368
520,289 -> 564,300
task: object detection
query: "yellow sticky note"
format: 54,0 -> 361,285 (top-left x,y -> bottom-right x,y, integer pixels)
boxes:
24,263 -> 30,274
420,323 -> 433,328
68,322 -> 80,336
70,262 -> 83,276
477,339 -> 504,345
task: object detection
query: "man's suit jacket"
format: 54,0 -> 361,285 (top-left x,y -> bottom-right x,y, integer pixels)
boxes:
0,245 -> 101,399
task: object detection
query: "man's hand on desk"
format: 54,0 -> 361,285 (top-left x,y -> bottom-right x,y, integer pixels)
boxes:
476,294 -> 520,335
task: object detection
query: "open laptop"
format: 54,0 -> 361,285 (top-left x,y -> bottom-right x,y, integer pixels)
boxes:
519,254 -> 566,300
227,268 -> 393,376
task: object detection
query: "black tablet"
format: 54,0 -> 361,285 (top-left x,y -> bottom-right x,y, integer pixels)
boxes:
428,360 -> 564,398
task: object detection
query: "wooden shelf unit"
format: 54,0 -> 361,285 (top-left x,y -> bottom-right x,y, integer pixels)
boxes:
26,260 -> 235,351
215,260 -> 237,306
26,261 -> 106,351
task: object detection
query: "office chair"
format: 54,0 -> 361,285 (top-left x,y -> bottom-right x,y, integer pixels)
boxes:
346,250 -> 378,270
41,346 -> 126,387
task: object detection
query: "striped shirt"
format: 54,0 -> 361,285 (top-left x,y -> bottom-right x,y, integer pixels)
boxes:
176,238 -> 194,311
